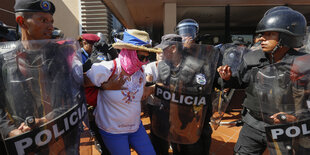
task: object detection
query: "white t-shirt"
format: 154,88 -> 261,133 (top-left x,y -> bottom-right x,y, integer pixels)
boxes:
86,58 -> 146,134
144,61 -> 161,106
144,61 -> 158,81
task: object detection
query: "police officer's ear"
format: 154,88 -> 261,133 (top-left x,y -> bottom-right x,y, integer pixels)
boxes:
16,16 -> 28,29
169,44 -> 176,50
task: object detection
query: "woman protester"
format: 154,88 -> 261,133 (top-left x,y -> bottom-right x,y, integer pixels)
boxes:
86,29 -> 161,155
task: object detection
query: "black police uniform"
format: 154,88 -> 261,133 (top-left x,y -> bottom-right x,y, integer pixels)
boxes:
0,41 -> 82,154
0,0 -> 57,132
152,45 -> 218,155
0,1 -> 82,154
93,41 -> 118,60
222,48 -> 306,154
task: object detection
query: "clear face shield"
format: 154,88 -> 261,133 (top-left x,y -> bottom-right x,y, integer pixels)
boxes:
0,39 -> 89,155
176,26 -> 198,42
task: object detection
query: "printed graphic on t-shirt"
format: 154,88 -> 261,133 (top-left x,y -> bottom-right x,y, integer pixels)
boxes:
121,73 -> 143,104
121,90 -> 137,104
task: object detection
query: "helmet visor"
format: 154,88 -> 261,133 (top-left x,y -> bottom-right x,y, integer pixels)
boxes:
176,26 -> 197,40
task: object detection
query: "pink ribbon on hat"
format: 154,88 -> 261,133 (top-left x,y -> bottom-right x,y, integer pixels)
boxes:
119,49 -> 148,75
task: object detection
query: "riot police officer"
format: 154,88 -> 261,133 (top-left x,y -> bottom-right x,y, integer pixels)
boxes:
218,6 -> 307,154
78,33 -> 100,71
110,28 -> 124,43
0,0 -> 86,154
175,18 -> 199,43
1,0 -> 56,140
144,32 -> 219,155
93,32 -> 118,61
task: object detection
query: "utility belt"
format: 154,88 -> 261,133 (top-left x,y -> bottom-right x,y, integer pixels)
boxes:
247,108 -> 264,121
242,107 -> 268,132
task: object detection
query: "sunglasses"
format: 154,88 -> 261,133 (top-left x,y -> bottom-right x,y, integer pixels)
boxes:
137,54 -> 150,62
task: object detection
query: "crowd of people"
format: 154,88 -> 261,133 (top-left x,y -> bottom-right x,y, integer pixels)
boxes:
0,0 -> 310,155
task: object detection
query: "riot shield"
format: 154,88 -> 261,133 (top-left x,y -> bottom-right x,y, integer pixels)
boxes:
211,44 -> 249,130
221,44 -> 249,75
255,55 -> 310,155
0,39 -> 88,155
151,42 -> 219,144
303,28 -> 310,53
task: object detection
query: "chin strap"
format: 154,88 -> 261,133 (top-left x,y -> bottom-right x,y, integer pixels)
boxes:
269,39 -> 282,64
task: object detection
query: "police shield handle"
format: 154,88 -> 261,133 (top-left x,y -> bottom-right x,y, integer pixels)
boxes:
17,117 -> 47,133
8,117 -> 47,137
270,112 -> 297,124
217,65 -> 232,81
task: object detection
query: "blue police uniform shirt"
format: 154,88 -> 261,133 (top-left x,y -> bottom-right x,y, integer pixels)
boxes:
81,48 -> 89,64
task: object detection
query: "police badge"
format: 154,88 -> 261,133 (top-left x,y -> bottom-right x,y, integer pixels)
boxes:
40,0 -> 51,11
195,73 -> 207,85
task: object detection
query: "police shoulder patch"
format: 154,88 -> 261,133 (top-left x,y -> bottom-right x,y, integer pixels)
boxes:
195,73 -> 207,85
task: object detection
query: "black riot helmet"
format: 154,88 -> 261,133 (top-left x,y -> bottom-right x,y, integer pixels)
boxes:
110,29 -> 124,43
94,32 -> 108,53
96,32 -> 106,43
175,19 -> 199,40
256,6 -> 307,48
263,6 -> 292,16
0,21 -> 17,41
0,21 -> 10,41
51,28 -> 64,39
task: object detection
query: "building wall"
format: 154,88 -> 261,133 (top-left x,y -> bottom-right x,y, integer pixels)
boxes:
80,0 -> 111,37
0,0 -> 16,29
51,0 -> 81,39
1,0 -> 114,41
164,3 -> 177,34
102,0 -> 135,28
52,0 -> 115,41
0,0 -> 81,39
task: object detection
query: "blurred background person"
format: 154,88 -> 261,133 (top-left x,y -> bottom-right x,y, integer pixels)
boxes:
232,36 -> 247,47
77,33 -> 100,69
0,21 -> 17,42
92,32 -> 118,61
175,18 -> 199,47
51,27 -> 64,39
